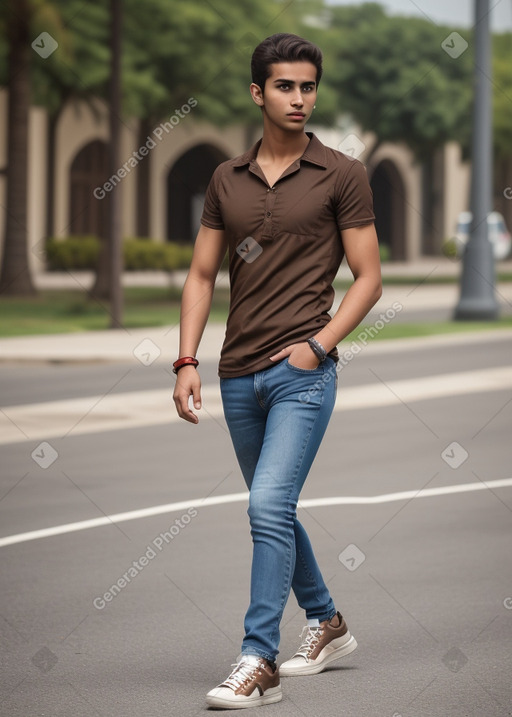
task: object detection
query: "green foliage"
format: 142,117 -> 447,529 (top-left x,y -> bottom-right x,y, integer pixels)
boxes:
0,0 -> 335,124
123,238 -> 193,271
323,4 -> 474,159
45,236 -> 194,271
0,1 -> 510,159
441,237 -> 458,258
46,236 -> 100,270
493,33 -> 512,157
379,244 -> 391,262
30,1 -> 110,116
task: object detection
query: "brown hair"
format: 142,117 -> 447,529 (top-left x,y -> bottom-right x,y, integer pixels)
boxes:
251,33 -> 323,93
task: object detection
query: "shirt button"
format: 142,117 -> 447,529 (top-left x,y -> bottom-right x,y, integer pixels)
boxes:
266,211 -> 271,217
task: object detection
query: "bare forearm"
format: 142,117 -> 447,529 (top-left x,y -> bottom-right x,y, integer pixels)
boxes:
178,273 -> 215,357
315,275 -> 382,353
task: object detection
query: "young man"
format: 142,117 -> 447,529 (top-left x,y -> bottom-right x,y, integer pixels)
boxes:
173,33 -> 382,709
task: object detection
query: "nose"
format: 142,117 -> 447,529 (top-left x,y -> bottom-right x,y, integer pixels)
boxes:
291,90 -> 304,107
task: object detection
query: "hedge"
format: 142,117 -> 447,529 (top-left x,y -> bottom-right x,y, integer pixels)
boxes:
45,235 -> 388,271
45,236 -> 194,271
379,244 -> 391,262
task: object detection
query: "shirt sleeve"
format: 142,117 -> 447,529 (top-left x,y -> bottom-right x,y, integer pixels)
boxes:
200,165 -> 225,230
335,159 -> 375,231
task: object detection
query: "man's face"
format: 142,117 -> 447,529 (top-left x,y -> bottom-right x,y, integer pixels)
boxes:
253,61 -> 318,131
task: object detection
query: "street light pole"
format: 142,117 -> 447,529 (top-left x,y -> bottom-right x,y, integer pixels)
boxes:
454,0 -> 500,320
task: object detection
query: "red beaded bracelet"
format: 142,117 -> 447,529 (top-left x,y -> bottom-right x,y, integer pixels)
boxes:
172,356 -> 199,374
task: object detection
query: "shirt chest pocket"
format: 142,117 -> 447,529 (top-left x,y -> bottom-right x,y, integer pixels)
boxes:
268,189 -> 335,238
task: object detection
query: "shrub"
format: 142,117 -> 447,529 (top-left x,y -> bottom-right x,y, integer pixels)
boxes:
379,244 -> 391,262
442,237 -> 459,258
123,238 -> 167,270
46,236 -> 100,270
44,236 -> 194,271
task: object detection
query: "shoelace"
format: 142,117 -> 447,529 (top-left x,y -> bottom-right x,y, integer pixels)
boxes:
294,625 -> 323,660
222,658 -> 262,690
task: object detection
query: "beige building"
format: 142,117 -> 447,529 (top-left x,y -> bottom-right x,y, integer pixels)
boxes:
0,89 -> 476,274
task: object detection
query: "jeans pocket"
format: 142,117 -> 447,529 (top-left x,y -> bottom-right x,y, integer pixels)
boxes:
284,357 -> 324,374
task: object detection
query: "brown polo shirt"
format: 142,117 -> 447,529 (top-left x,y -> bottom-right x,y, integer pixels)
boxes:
200,132 -> 375,378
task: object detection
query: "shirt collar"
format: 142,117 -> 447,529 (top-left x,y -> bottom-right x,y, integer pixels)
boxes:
231,132 -> 328,169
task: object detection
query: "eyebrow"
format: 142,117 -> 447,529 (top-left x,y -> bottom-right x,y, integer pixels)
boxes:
272,78 -> 316,86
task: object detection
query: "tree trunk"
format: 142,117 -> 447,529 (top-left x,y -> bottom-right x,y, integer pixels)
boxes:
136,117 -> 151,237
45,108 -> 62,240
89,220 -> 112,299
0,0 -> 37,295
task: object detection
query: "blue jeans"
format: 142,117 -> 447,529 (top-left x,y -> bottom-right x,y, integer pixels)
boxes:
220,356 -> 338,663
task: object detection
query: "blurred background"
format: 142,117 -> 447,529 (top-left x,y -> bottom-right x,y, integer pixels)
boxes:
0,0 -> 511,327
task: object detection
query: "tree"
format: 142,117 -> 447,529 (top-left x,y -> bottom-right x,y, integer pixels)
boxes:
322,4 -> 473,162
4,0 -> 506,296
30,0 -> 109,241
492,32 -> 512,229
0,0 -> 36,295
0,0 -> 344,297
0,0 -> 75,295
91,0 -> 323,297
79,0 -> 301,298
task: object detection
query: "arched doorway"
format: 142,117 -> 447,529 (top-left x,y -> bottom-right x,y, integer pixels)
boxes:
69,140 -> 109,238
167,144 -> 229,243
370,159 -> 406,260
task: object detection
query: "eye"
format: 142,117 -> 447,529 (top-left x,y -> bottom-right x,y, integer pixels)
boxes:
277,84 -> 290,91
302,85 -> 315,92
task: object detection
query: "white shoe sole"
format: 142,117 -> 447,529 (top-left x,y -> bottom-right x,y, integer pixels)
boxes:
279,634 -> 358,676
205,684 -> 282,709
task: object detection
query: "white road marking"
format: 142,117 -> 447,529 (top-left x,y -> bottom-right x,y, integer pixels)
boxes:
1,477 -> 511,548
1,366 -> 512,445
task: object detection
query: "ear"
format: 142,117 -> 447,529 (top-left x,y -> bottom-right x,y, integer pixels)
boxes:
250,82 -> 264,107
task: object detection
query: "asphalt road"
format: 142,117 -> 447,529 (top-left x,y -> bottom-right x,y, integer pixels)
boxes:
1,333 -> 511,717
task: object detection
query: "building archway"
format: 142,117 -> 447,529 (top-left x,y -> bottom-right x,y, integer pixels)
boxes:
167,144 -> 229,243
69,140 -> 109,238
370,159 -> 406,260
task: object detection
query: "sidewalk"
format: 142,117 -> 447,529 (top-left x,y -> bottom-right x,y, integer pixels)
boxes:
32,257 -> 512,290
1,258 -> 511,363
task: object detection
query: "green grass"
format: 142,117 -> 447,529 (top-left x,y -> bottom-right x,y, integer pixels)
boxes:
333,272 -> 512,291
0,287 -> 230,337
345,316 -> 512,342
0,286 -> 511,340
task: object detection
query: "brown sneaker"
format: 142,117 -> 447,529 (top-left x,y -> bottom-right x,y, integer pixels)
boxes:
279,611 -> 357,676
206,654 -> 282,709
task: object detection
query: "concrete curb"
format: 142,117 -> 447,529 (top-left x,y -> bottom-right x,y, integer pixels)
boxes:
0,324 -> 511,365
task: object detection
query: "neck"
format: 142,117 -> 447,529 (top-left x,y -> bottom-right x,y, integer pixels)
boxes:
258,121 -> 310,162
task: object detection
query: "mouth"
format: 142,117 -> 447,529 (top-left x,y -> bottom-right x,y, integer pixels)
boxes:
287,112 -> 306,119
